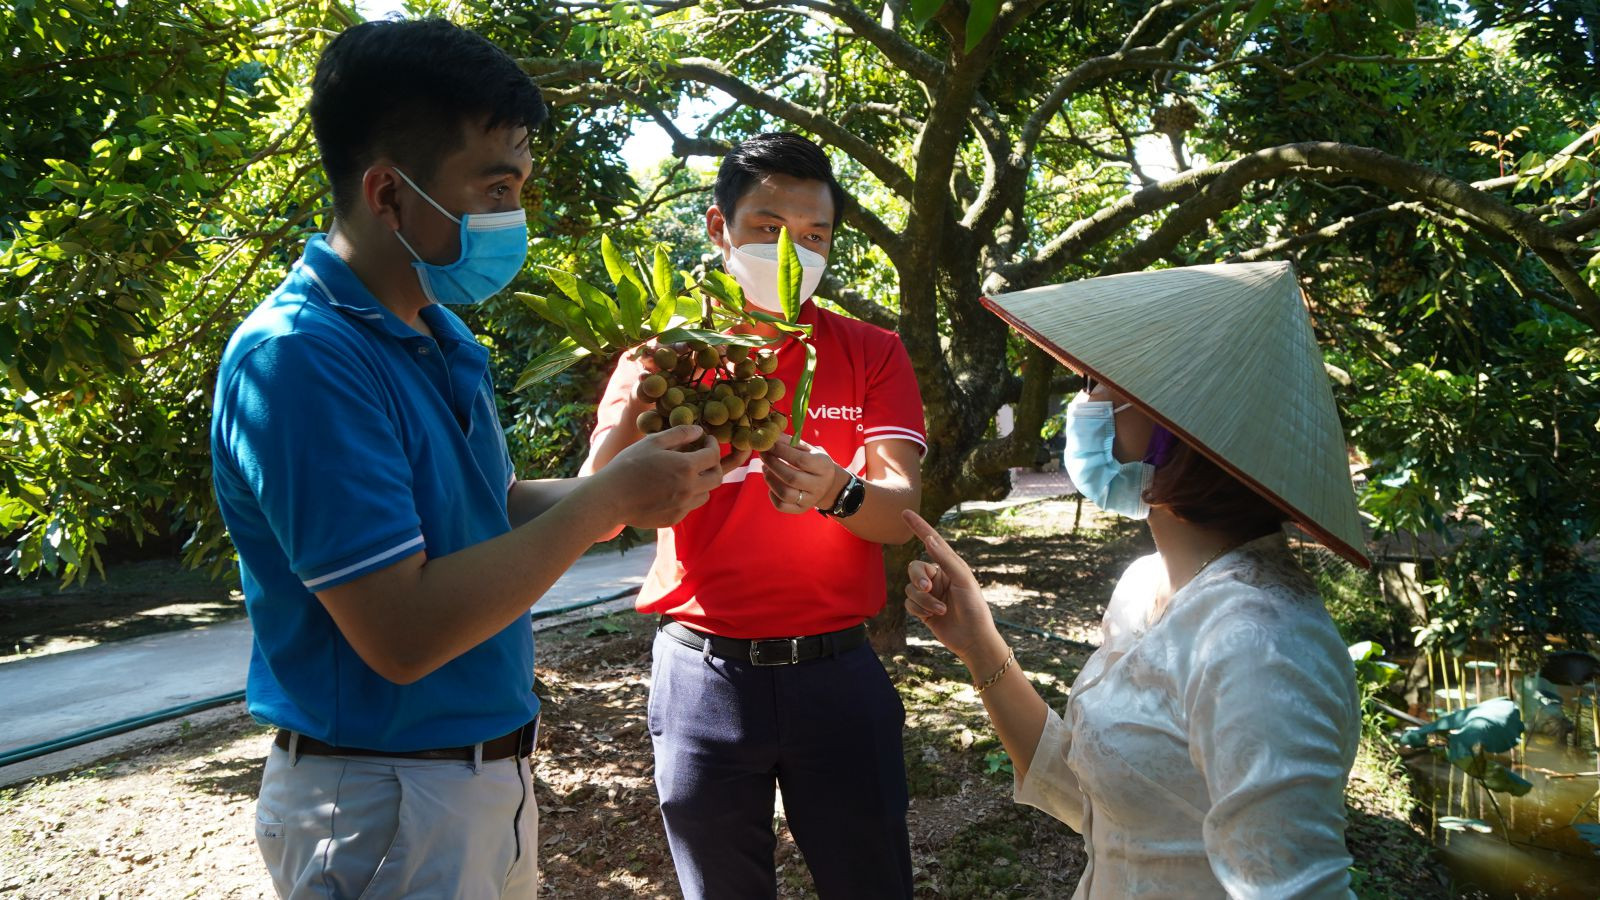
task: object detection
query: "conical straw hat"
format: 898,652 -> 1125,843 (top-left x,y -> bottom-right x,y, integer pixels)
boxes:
983,261 -> 1369,568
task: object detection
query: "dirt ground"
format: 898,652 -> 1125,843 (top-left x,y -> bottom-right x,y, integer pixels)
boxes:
0,499 -> 1447,898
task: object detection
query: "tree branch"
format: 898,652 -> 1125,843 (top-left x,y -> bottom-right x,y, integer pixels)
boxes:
736,0 -> 946,85
1120,0 -> 1206,52
816,276 -> 896,329
961,344 -> 1057,482
1553,204 -> 1600,239
841,194 -> 905,264
995,162 -> 1224,289
839,101 -> 923,131
1092,143 -> 1600,327
666,57 -> 914,198
1017,2 -> 1220,162
1227,206 -> 1407,262
1473,238 -> 1592,324
537,71 -> 910,265
1529,248 -> 1600,328
1229,201 -> 1594,325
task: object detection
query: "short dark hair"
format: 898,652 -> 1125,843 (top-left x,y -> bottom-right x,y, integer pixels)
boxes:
713,132 -> 847,225
309,18 -> 546,217
1146,439 -> 1290,541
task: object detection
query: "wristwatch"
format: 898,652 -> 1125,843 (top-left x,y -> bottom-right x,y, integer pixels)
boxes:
819,471 -> 866,519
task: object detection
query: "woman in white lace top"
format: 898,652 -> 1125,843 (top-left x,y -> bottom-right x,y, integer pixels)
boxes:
903,263 -> 1370,898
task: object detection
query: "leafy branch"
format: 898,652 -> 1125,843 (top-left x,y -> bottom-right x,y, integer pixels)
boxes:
515,229 -> 820,444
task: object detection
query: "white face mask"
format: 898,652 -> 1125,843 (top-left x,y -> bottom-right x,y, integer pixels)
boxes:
720,228 -> 826,313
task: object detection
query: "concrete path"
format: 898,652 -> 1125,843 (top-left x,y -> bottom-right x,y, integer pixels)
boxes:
0,545 -> 654,783
0,619 -> 255,759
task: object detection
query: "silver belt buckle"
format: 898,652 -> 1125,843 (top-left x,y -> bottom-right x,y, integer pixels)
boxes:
750,637 -> 800,666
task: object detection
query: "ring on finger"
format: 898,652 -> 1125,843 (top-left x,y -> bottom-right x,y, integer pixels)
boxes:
797,490 -> 805,505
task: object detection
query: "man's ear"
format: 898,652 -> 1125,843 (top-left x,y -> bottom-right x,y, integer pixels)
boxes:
363,164 -> 404,231
706,205 -> 728,252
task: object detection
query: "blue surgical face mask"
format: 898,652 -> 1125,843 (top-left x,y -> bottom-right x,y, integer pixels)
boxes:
391,167 -> 528,305
1063,397 -> 1154,520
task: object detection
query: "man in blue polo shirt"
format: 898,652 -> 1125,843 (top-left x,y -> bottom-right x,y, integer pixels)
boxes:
210,19 -> 728,898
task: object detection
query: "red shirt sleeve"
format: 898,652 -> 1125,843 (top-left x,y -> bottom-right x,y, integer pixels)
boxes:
580,353 -> 645,476
861,333 -> 926,456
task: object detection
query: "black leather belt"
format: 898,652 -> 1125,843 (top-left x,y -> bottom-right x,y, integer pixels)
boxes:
661,618 -> 868,666
274,717 -> 538,761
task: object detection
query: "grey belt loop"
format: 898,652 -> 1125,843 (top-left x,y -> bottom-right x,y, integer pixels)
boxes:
701,635 -> 713,663
287,731 -> 301,767
471,741 -> 484,774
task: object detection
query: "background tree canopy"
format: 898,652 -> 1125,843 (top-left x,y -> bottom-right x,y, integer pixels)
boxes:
3,0 -> 1597,653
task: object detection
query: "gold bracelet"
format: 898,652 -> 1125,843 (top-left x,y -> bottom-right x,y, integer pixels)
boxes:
973,648 -> 1015,695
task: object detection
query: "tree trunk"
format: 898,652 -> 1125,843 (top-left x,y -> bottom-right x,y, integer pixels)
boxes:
870,542 -> 918,653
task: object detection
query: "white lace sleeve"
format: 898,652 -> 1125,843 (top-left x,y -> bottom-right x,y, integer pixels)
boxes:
1011,554 -> 1162,834
1013,705 -> 1086,832
1183,602 -> 1359,899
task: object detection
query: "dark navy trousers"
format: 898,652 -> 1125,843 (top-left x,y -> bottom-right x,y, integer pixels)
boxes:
647,628 -> 914,899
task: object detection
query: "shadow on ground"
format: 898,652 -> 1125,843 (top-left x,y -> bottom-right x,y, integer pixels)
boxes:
182,753 -> 269,802
0,560 -> 242,660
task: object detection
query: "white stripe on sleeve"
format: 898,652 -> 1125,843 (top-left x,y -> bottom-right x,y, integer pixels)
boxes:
863,426 -> 926,442
302,535 -> 426,590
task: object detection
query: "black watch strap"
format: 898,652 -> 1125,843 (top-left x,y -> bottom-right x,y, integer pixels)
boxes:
820,472 -> 866,519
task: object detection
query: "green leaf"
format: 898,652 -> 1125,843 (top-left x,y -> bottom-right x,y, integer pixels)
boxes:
541,266 -> 626,346
1217,0 -> 1240,34
651,246 -> 674,301
743,306 -> 813,335
700,269 -> 746,313
649,290 -> 680,336
540,266 -> 588,305
616,278 -> 646,342
676,293 -> 705,325
1397,700 -> 1471,747
1445,698 -> 1524,762
909,0 -> 946,28
1348,641 -> 1385,662
515,292 -> 563,328
1376,0 -> 1417,29
776,228 -> 803,322
965,0 -> 999,52
577,292 -> 626,346
547,295 -> 605,353
1404,698 -> 1525,761
655,327 -> 771,348
1238,0 -> 1276,39
789,339 -> 818,445
586,620 -> 630,637
56,534 -> 80,568
600,234 -> 628,284
1479,762 -> 1533,797
514,336 -> 592,390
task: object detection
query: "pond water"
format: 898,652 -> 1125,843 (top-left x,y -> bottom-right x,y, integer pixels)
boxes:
1399,664 -> 1600,898
1405,737 -> 1600,898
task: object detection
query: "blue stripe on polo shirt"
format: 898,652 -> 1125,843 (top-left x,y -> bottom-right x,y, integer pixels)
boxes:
211,234 -> 534,751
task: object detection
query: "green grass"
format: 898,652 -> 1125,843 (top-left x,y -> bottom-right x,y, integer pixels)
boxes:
1344,738 -> 1448,899
924,815 -> 1043,897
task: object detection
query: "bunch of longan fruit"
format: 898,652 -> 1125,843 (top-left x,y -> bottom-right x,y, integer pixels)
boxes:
633,341 -> 789,452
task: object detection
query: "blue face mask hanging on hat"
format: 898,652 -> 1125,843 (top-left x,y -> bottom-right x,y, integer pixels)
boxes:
1063,397 -> 1156,520
391,167 -> 528,305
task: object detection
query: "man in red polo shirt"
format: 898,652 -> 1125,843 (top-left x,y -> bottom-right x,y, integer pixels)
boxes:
583,133 -> 924,898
